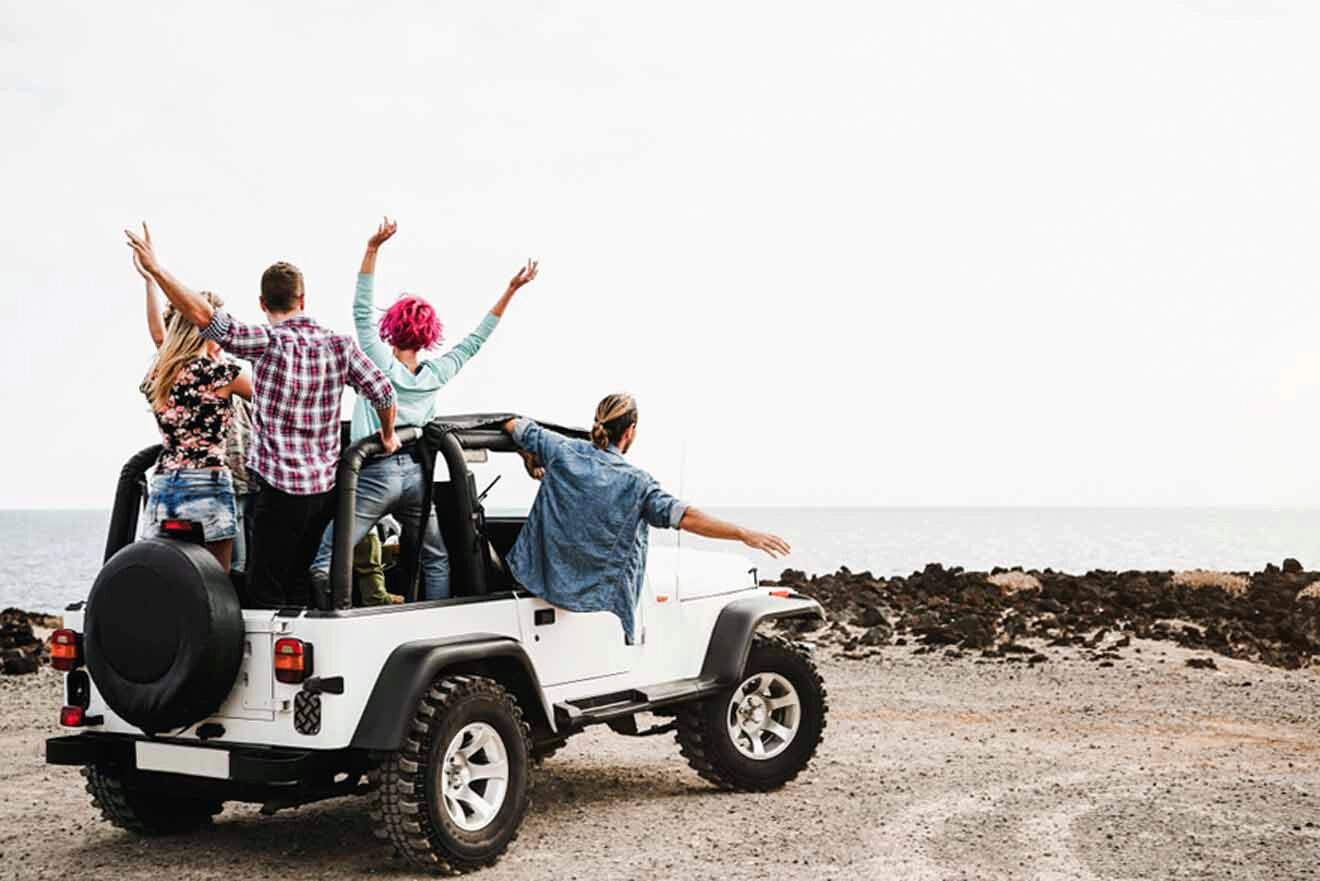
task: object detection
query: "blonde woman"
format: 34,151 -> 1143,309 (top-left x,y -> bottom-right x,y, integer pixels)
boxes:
134,225 -> 252,570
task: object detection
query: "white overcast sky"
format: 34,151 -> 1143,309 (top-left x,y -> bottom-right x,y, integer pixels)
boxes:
1,0 -> 1318,509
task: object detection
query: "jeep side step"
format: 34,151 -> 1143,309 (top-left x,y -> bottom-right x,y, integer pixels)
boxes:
553,676 -> 723,729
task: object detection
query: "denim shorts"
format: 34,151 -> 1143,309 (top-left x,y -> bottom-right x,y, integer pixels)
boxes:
146,469 -> 238,542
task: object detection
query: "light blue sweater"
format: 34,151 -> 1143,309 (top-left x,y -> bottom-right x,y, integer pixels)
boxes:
349,273 -> 500,442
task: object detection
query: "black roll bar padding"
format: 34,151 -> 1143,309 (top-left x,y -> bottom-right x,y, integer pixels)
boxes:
435,430 -> 489,598
329,415 -> 585,610
104,445 -> 163,563
454,430 -> 522,452
329,426 -> 423,610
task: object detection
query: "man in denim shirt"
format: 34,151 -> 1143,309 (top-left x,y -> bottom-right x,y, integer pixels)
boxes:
503,394 -> 790,642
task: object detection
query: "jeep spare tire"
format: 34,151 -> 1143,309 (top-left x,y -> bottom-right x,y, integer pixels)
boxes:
85,539 -> 243,734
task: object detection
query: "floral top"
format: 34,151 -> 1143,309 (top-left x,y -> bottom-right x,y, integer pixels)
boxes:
141,355 -> 242,472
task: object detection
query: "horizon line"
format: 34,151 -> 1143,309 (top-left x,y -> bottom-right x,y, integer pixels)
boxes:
7,504 -> 1320,512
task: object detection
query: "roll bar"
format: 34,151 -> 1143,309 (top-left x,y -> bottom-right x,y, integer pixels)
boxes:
329,424 -> 504,609
330,426 -> 423,609
452,429 -> 520,452
104,445 -> 163,563
107,415 -> 582,611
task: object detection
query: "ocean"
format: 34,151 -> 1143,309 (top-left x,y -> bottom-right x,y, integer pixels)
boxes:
4,507 -> 1320,613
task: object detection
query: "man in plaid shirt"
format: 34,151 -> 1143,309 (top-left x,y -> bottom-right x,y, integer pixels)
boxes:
126,229 -> 400,609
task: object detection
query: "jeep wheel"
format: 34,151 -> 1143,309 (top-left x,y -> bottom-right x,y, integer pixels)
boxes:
82,765 -> 223,835
677,636 -> 827,791
368,675 -> 532,874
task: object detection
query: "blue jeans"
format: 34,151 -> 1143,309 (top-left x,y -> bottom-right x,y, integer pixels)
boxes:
310,452 -> 450,600
146,469 -> 237,542
231,493 -> 257,573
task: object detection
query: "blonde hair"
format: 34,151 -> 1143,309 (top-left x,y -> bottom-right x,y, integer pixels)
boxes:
592,393 -> 638,450
142,292 -> 224,412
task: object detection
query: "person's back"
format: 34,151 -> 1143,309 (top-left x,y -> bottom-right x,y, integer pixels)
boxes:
123,229 -> 401,608
136,285 -> 251,572
234,312 -> 384,493
506,423 -> 685,640
196,265 -> 400,607
309,218 -> 538,604
504,394 -> 791,642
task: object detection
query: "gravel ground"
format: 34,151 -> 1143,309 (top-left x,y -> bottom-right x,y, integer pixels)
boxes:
3,640 -> 1318,881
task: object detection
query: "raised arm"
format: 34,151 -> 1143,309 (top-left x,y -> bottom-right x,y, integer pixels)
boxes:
124,226 -> 214,329
354,218 -> 397,368
132,223 -> 166,348
360,216 -> 396,276
125,225 -> 271,360
428,260 -> 539,382
490,259 -> 537,318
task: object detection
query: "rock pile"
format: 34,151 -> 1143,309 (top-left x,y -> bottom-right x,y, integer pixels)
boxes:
1,608 -> 58,675
769,560 -> 1320,670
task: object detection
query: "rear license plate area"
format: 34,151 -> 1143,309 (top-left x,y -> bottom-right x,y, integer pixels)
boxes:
135,742 -> 230,779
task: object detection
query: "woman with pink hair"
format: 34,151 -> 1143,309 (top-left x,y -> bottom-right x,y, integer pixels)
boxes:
310,217 -> 537,602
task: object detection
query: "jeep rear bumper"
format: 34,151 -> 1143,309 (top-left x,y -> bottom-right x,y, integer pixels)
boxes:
46,733 -> 357,785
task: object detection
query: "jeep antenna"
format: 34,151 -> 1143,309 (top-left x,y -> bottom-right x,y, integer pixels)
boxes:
677,441 -> 687,549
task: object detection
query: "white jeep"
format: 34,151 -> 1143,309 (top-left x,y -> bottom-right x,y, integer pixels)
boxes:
45,414 -> 828,874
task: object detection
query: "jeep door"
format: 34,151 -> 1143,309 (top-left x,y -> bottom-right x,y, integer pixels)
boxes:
516,597 -> 634,686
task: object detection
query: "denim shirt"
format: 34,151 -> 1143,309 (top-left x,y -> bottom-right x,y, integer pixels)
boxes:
506,419 -> 688,642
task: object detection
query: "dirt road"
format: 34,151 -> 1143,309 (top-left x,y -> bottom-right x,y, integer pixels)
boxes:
3,640 -> 1317,880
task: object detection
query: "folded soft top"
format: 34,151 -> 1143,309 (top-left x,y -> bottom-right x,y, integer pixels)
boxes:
423,413 -> 590,442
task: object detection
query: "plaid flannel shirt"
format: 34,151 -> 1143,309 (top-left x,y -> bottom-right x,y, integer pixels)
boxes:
202,310 -> 395,495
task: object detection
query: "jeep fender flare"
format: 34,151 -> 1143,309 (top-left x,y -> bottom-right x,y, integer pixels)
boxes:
349,635 -> 555,750
699,595 -> 825,684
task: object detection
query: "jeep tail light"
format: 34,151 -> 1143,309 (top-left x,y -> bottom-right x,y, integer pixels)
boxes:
50,629 -> 81,671
274,638 -> 313,684
768,590 -> 793,599
60,706 -> 85,727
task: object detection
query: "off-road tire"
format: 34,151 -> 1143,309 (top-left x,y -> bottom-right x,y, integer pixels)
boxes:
676,636 -> 827,791
82,765 -> 223,835
368,675 -> 532,874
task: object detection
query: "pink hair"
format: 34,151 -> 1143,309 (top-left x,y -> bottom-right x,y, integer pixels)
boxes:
379,295 -> 443,351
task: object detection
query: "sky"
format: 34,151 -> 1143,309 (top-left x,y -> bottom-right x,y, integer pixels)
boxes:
2,0 -> 1319,509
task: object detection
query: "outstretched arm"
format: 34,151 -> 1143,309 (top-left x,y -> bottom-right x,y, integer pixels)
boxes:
354,217 -> 397,369
678,507 -> 792,558
426,260 -> 540,382
133,223 -> 166,347
124,226 -> 215,328
360,216 -> 396,276
490,259 -> 537,318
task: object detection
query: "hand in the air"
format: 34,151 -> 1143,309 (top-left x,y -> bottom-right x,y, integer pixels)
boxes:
742,530 -> 792,559
125,223 -> 159,276
131,223 -> 153,279
507,259 -> 538,293
367,216 -> 398,250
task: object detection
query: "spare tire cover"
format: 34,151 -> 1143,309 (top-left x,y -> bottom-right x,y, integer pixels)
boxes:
85,538 -> 243,733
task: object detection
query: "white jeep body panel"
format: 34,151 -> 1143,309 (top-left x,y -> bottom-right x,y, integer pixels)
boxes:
62,547 -> 772,752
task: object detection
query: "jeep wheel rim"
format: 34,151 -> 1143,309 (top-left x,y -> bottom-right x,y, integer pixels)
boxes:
440,722 -> 509,831
726,672 -> 801,760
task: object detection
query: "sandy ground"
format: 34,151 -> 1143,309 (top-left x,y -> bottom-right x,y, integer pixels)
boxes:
3,640 -> 1318,881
